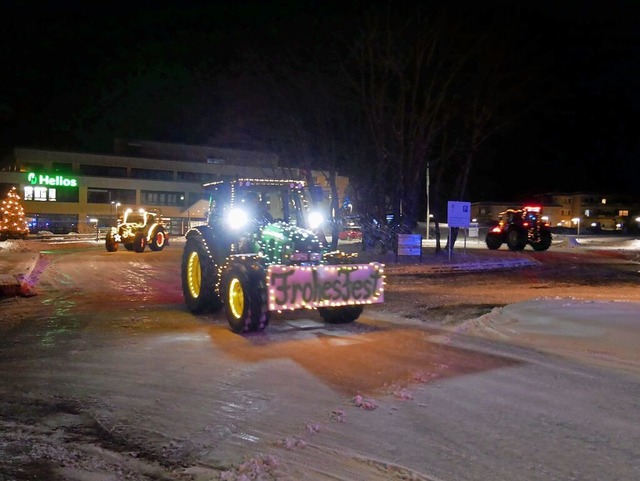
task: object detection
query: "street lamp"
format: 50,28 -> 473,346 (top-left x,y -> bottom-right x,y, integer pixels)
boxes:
572,217 -> 581,236
180,195 -> 186,235
111,201 -> 121,226
425,162 -> 430,241
89,218 -> 99,241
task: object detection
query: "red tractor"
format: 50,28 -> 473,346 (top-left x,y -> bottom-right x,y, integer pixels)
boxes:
485,206 -> 552,252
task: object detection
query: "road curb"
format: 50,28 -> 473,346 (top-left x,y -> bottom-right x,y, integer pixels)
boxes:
385,257 -> 539,274
0,250 -> 41,298
424,258 -> 539,273
0,274 -> 35,297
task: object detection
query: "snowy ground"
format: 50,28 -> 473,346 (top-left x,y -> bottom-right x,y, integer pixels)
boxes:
0,235 -> 639,480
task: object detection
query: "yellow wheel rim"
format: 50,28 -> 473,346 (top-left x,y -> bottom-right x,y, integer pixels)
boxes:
228,277 -> 244,319
187,251 -> 202,299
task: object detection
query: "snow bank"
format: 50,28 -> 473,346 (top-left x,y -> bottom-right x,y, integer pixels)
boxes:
571,236 -> 640,250
0,239 -> 36,253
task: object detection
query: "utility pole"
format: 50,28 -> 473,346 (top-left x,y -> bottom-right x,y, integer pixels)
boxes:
425,162 -> 430,241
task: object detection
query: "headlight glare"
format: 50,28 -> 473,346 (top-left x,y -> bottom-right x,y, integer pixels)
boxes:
227,208 -> 249,229
308,211 -> 324,229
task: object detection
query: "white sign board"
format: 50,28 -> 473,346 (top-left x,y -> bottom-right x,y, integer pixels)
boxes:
447,201 -> 471,228
469,222 -> 479,238
397,234 -> 422,256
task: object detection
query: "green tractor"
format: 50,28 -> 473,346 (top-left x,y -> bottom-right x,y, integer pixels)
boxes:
181,178 -> 385,333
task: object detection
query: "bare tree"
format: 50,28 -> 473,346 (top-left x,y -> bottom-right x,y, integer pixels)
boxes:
213,47 -> 362,249
436,9 -> 548,250
350,6 -> 468,229
349,5 -> 550,254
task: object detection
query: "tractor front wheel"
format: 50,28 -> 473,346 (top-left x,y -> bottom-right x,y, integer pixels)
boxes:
318,305 -> 363,324
485,233 -> 502,250
507,230 -> 527,251
223,264 -> 270,333
133,232 -> 146,252
105,231 -> 118,252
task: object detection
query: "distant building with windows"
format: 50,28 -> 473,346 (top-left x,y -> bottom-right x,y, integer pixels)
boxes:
471,192 -> 640,232
0,139 -> 348,235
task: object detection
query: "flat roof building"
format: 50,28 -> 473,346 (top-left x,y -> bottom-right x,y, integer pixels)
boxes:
0,140 -> 345,235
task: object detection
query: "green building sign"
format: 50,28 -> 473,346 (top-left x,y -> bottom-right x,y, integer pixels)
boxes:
27,172 -> 78,187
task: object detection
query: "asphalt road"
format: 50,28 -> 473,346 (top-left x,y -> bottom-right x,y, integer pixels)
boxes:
0,242 -> 639,481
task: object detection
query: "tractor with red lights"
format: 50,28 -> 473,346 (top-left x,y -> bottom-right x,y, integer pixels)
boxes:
180,178 -> 385,333
485,206 -> 552,251
105,208 -> 168,253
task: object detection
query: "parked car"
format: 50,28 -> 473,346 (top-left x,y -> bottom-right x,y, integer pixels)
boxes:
338,226 -> 362,241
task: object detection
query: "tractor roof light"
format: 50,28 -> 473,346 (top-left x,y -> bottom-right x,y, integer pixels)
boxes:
524,206 -> 541,213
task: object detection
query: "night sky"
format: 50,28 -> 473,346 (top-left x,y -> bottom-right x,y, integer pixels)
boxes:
1,1 -> 639,201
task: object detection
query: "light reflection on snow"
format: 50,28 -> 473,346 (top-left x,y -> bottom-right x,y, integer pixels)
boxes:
39,298 -> 80,347
234,432 -> 260,443
319,337 -> 362,346
221,402 -> 246,413
153,334 -> 210,343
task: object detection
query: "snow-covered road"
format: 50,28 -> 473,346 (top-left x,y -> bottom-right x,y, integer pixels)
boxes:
0,238 -> 639,480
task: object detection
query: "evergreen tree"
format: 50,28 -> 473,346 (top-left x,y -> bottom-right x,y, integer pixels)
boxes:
0,186 -> 29,240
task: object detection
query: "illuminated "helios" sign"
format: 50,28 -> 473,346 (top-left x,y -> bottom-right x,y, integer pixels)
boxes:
27,172 -> 78,187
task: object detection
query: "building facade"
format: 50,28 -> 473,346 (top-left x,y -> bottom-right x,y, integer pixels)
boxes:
471,192 -> 640,232
0,140 -> 347,235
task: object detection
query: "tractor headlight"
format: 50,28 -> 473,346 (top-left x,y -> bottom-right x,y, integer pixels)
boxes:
226,208 -> 249,230
308,211 -> 324,230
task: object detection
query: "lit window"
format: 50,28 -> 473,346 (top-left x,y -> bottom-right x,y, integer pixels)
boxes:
24,186 -> 34,200
49,188 -> 57,201
34,187 -> 48,201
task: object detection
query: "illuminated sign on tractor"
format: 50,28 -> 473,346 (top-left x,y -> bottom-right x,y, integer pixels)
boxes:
267,263 -> 385,311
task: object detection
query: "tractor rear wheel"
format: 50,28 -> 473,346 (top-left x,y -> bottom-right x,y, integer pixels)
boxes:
149,228 -> 167,251
532,231 -> 552,251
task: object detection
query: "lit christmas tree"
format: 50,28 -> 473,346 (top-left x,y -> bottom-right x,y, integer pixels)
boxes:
0,186 -> 30,240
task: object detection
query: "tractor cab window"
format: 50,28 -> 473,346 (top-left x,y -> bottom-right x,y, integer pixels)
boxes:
525,211 -> 539,223
234,186 -> 306,226
204,181 -> 312,229
287,189 -> 307,227
237,191 -> 273,223
126,213 -> 145,225
501,211 -> 514,223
